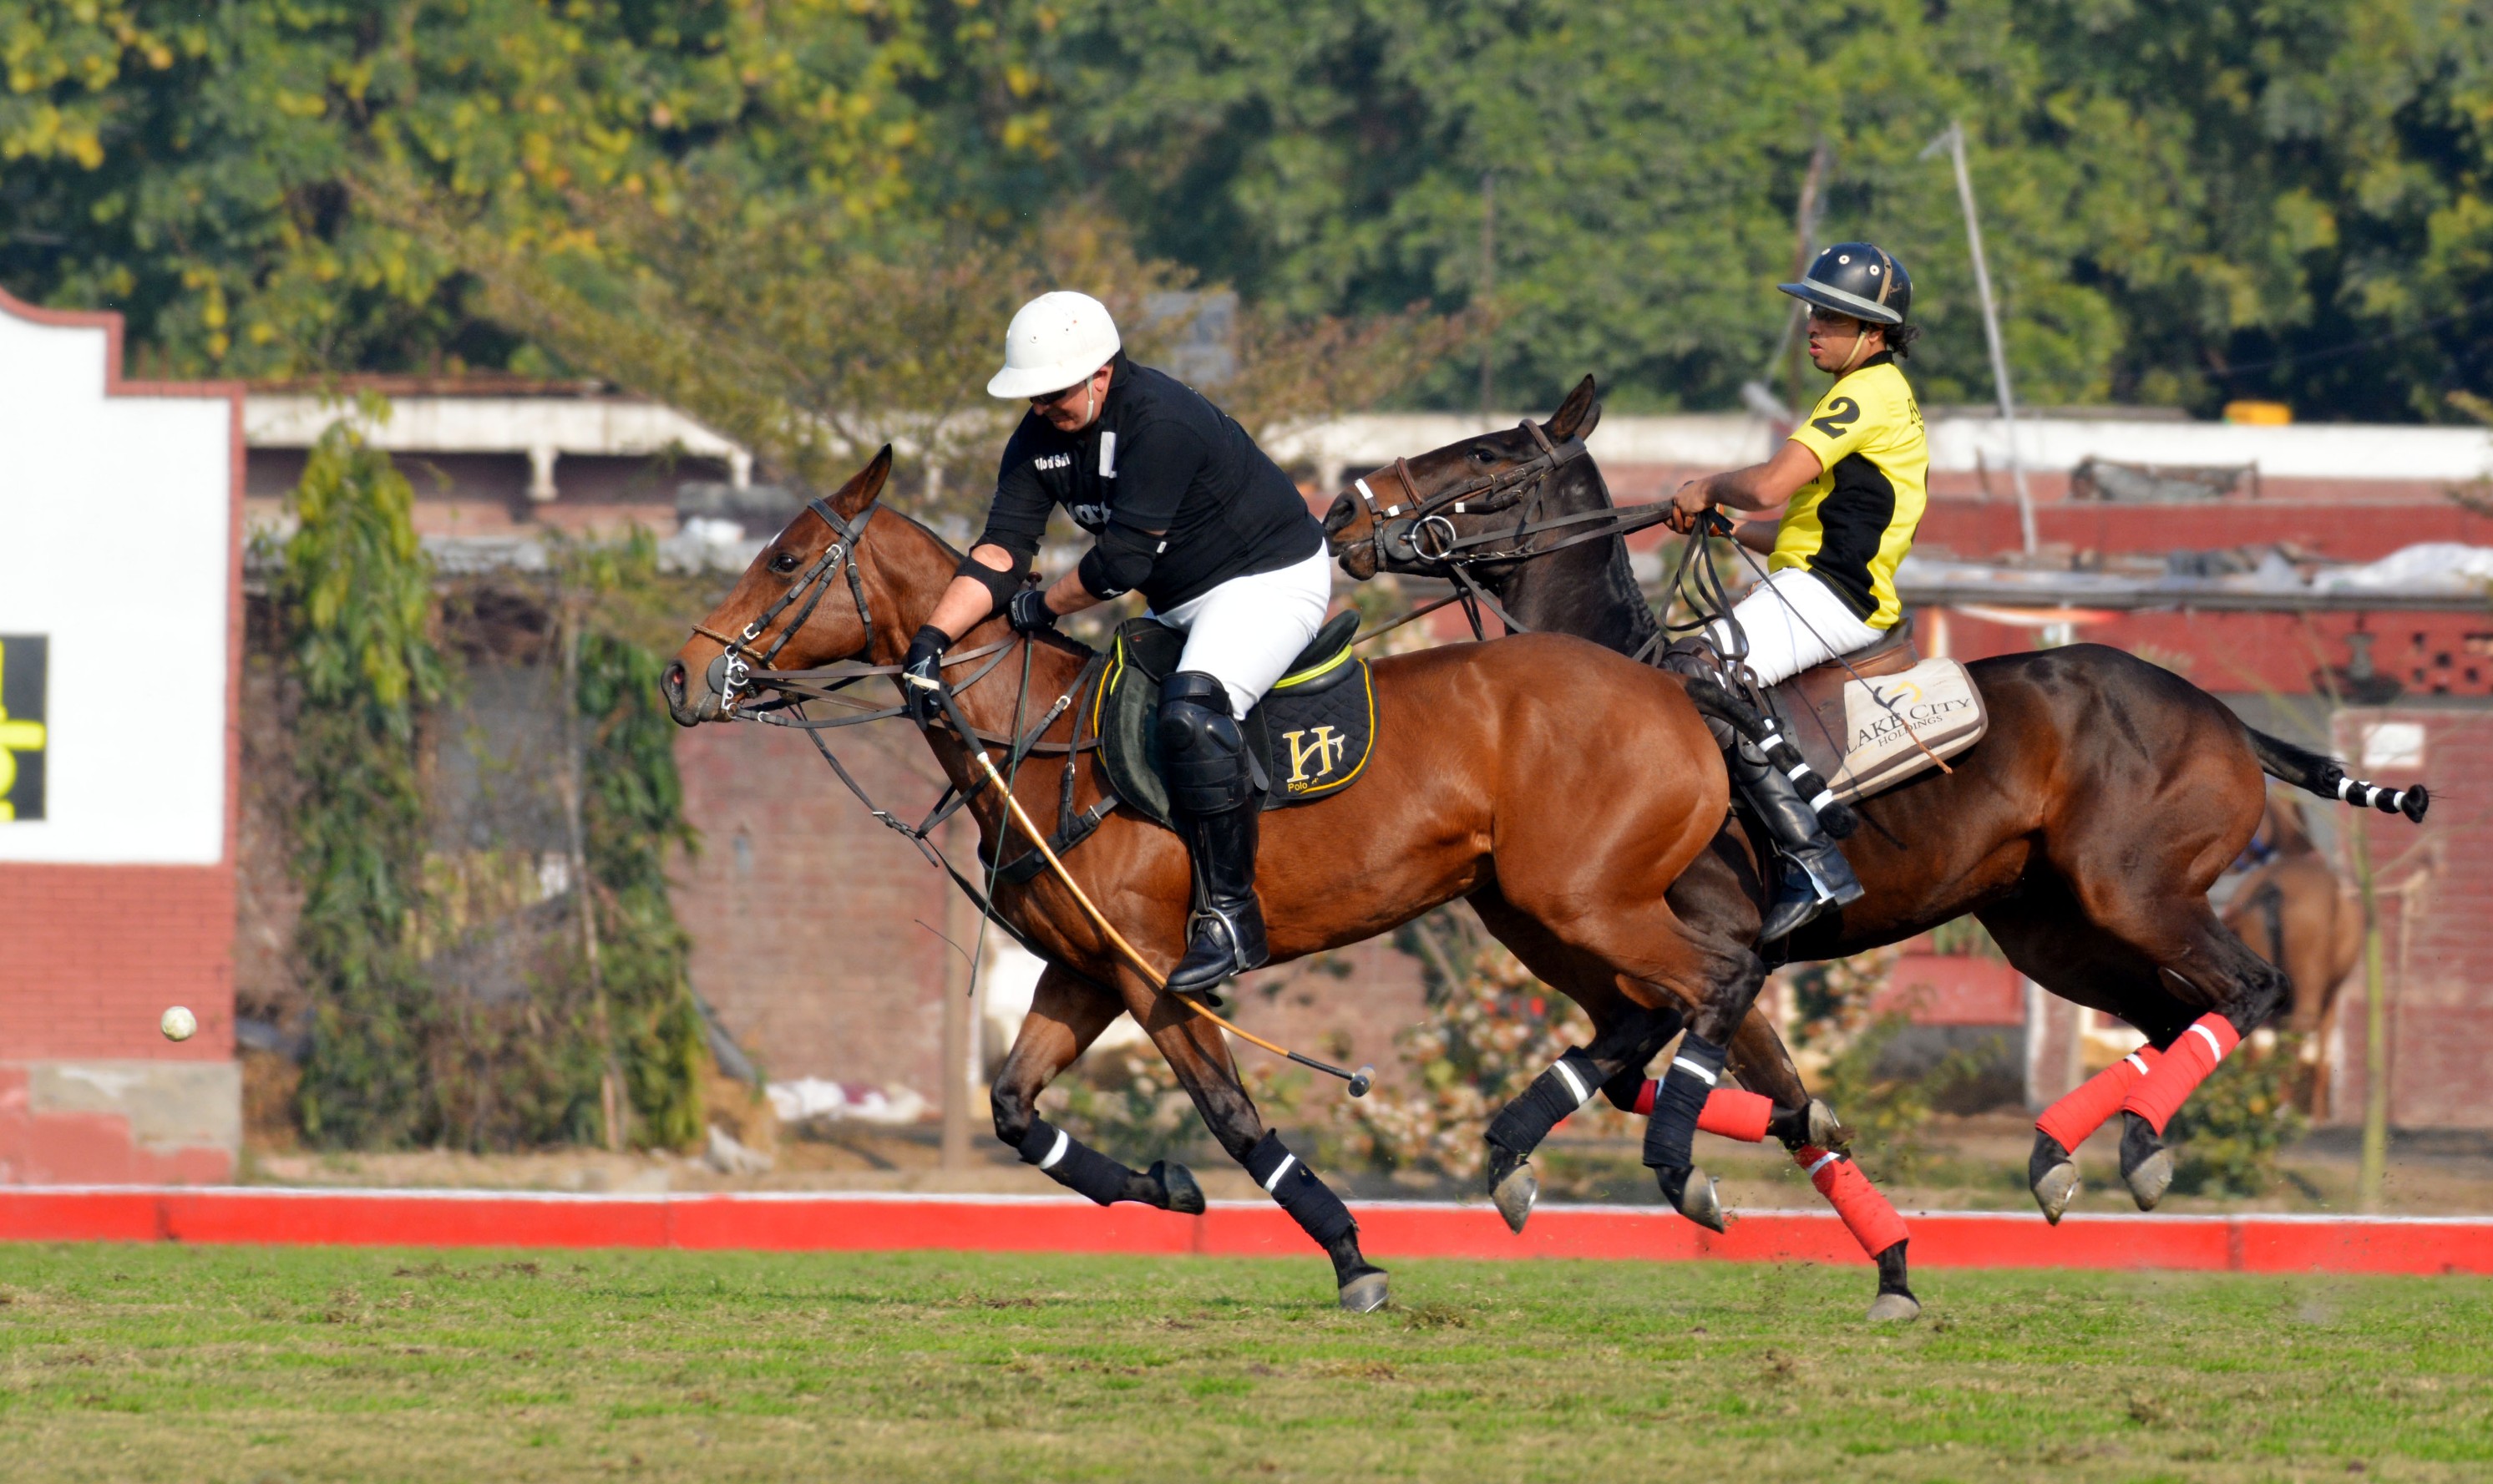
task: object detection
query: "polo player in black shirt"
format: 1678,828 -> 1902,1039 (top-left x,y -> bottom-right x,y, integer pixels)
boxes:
904,291 -> 1333,995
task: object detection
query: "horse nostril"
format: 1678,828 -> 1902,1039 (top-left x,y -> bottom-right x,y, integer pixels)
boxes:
662,661 -> 687,704
1322,494 -> 1354,535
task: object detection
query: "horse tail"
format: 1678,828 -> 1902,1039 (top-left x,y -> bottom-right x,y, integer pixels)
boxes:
1678,677 -> 1861,840
2244,726 -> 2429,823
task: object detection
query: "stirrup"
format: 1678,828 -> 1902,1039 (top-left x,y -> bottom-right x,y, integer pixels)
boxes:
1168,903 -> 1264,994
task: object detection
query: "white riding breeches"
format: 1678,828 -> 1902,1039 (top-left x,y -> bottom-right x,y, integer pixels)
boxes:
1153,546 -> 1335,718
1706,566 -> 1887,689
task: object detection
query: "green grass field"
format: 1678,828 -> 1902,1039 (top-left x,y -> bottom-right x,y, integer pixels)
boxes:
2,1244 -> 2488,1482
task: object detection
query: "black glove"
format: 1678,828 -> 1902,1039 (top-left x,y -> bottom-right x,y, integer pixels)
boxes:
899,625 -> 950,726
1007,585 -> 1058,635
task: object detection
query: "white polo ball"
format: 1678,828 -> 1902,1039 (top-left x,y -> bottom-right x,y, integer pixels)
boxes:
160,1005 -> 198,1042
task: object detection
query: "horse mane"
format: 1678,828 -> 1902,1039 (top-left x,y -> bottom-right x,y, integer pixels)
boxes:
1489,451 -> 1660,658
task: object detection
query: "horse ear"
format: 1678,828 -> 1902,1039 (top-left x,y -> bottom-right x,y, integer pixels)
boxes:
1545,375 -> 1601,442
829,445 -> 894,520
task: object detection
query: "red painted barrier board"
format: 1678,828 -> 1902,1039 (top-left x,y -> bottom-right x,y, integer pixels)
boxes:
6,1188 -> 2493,1276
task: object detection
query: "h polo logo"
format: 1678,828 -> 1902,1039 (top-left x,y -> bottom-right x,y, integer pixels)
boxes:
1282,725 -> 1349,792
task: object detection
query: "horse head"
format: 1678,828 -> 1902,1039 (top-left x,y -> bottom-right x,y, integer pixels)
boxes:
664,445 -> 917,726
1323,374 -> 1604,581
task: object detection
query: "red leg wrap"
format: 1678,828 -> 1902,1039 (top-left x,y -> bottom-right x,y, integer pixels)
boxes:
1796,1146 -> 1908,1258
2034,1045 -> 2163,1152
1698,1088 -> 1774,1142
1628,1082 -> 1771,1143
2119,1014 -> 2241,1136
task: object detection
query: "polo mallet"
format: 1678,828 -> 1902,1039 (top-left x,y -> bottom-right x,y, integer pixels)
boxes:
924,681 -> 1375,1097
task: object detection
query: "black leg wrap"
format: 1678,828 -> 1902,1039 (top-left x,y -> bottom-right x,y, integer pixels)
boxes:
1486,1047 -> 1602,1154
1018,1118 -> 1133,1207
1641,1032 -> 1727,1173
1602,1066 -> 1649,1113
1246,1131 -> 1355,1248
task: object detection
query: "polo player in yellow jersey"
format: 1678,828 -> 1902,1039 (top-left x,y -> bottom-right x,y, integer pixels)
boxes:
1665,241 -> 1930,941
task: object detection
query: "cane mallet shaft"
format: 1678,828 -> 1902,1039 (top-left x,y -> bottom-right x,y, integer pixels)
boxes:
935,691 -> 1373,1097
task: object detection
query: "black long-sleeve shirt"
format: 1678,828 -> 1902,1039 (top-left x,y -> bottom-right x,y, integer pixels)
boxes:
974,354 -> 1324,612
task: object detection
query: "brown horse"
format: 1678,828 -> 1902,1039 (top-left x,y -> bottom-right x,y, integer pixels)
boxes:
1323,377 -> 2428,1220
665,448 -> 1796,1312
2222,794 -> 2363,1115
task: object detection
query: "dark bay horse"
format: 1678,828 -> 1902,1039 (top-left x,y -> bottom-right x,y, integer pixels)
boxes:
666,448 -> 1796,1311
1323,377 -> 2427,1221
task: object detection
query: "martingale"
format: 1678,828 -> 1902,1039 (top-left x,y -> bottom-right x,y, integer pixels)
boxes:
1092,611 -> 1376,830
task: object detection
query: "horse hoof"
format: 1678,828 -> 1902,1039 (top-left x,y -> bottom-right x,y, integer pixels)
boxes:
1866,1291 -> 1921,1323
2031,1161 -> 2080,1226
1807,1098 -> 1852,1150
2118,1112 -> 2172,1211
1338,1271 -> 1391,1314
2125,1147 -> 2174,1211
1152,1160 -> 1205,1216
1675,1168 -> 1728,1233
1491,1160 -> 1538,1234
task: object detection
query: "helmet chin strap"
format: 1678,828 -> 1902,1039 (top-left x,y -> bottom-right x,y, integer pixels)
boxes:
1833,324 -> 1876,375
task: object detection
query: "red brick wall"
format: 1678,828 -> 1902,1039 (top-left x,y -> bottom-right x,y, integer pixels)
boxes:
0,864 -> 237,1061
2328,708 -> 2493,1129
672,719 -> 960,1096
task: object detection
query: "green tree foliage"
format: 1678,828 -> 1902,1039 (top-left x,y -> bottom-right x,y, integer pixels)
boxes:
278,417 -> 447,1147
569,536 -> 705,1150
9,3 -> 2493,412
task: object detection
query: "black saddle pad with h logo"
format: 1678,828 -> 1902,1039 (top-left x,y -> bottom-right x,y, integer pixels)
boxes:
1093,611 -> 1376,830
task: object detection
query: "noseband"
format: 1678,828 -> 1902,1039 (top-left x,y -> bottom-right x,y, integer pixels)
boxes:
692,495 -> 880,714
1344,418 -> 1588,571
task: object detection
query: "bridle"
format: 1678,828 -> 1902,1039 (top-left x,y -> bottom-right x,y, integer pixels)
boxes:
1342,419 -> 1589,572
690,495 -> 880,715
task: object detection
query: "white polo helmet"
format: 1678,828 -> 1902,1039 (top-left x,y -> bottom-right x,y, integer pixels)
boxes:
987,291 -> 1122,399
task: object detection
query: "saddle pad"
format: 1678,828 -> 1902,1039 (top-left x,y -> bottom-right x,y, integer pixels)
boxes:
1094,612 -> 1376,831
1774,656 -> 1988,804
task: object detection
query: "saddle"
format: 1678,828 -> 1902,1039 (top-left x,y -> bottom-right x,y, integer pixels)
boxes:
1094,610 -> 1377,830
1757,620 -> 1989,804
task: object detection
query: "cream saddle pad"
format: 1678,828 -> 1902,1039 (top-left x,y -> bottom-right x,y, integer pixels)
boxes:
1764,631 -> 1989,804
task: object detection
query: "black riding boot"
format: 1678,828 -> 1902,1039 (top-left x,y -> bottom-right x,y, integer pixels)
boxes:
1730,737 -> 1863,942
1158,671 -> 1270,995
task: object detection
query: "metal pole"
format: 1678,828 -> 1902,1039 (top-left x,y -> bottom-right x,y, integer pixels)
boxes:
2351,808 -> 2391,1211
1934,121 -> 2039,557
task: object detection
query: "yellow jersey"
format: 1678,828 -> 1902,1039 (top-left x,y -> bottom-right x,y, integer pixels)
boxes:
1774,354 -> 1928,630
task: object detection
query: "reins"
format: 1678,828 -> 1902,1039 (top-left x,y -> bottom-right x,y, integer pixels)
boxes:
1353,459 -> 1956,782
692,495 -> 1376,1097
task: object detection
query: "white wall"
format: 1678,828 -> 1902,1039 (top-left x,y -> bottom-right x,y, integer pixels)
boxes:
0,306 -> 233,865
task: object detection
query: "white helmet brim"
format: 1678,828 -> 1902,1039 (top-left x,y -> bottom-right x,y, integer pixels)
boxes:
989,291 -> 1122,400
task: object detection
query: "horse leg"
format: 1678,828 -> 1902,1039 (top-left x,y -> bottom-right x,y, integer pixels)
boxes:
1487,884 -> 1766,1230
2106,909 -> 2289,1208
1981,892 -> 2196,1220
1462,885 -> 1680,1228
1129,969 -> 1388,1313
989,964 -> 1205,1213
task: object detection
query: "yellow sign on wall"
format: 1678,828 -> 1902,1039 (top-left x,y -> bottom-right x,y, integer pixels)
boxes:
0,636 -> 48,822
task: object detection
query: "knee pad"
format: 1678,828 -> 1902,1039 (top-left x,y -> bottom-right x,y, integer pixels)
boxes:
1157,671 -> 1256,813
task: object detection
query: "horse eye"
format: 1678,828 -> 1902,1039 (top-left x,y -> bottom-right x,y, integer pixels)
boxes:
770,550 -> 801,574
1470,447 -> 1496,463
